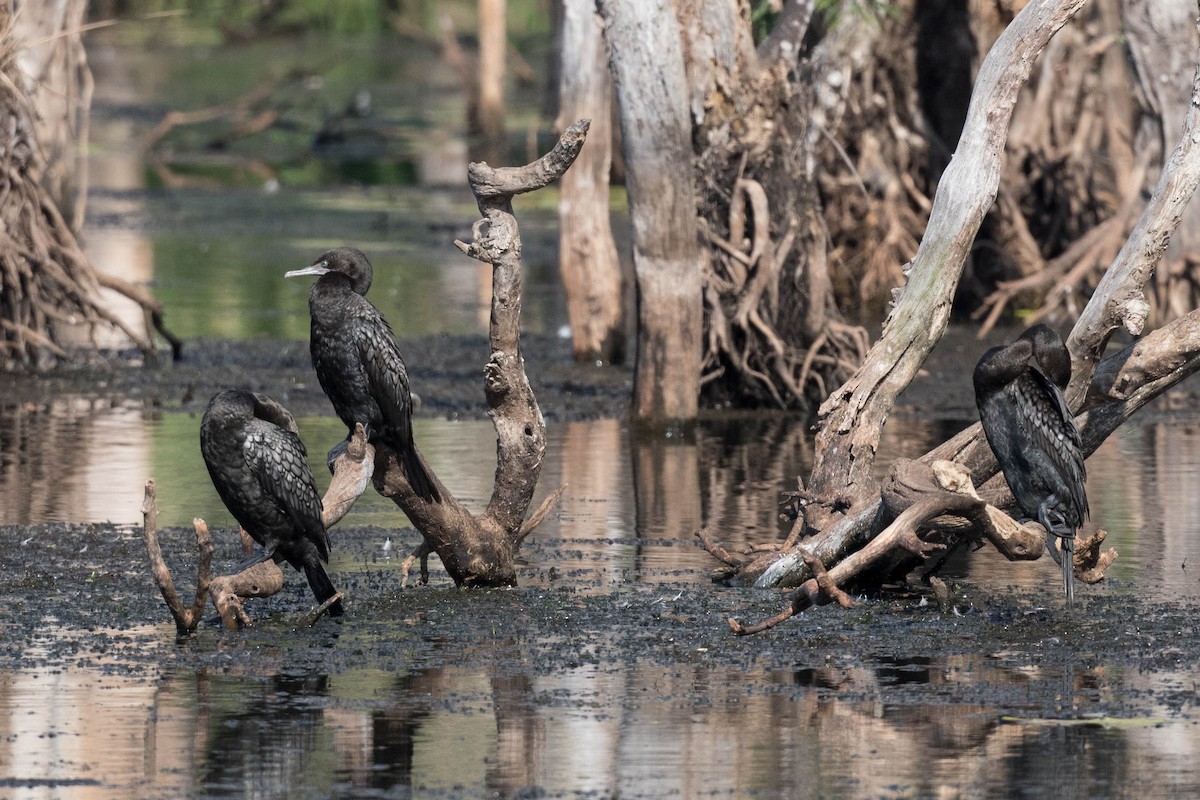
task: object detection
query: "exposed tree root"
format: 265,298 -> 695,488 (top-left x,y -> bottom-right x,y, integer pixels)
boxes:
1,14 -> 177,369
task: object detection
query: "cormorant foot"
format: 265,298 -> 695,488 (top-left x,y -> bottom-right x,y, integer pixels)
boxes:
231,547 -> 274,574
326,439 -> 350,473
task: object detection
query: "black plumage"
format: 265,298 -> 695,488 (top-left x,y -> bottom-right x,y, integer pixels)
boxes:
286,247 -> 440,502
973,324 -> 1088,601
199,389 -> 344,615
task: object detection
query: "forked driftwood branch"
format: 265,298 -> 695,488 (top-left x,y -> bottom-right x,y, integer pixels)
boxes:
141,480 -> 212,639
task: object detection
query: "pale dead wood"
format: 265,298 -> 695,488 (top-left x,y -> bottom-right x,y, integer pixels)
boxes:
807,0 -> 1089,515
730,460 -> 1115,635
1067,12 -> 1200,407
141,481 -> 211,639
322,424 -> 375,527
747,313 -> 1196,596
516,484 -> 568,544
208,560 -> 285,630
399,541 -> 432,588
329,121 -> 588,587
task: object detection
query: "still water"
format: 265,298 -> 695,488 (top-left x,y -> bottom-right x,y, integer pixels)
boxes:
5,20 -> 1200,800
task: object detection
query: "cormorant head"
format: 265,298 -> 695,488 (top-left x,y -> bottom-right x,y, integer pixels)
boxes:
1018,324 -> 1071,389
204,388 -> 256,425
285,247 -> 373,295
204,389 -> 298,432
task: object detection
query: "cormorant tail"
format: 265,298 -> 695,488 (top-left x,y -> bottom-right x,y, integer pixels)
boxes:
402,449 -> 441,503
303,562 -> 345,616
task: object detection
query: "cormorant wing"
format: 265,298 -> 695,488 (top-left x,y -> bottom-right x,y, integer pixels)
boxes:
1017,370 -> 1089,525
243,421 -> 331,562
355,305 -> 415,452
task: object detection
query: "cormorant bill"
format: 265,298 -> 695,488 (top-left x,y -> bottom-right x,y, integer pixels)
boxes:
973,324 -> 1088,602
199,389 -> 344,616
285,247 -> 441,503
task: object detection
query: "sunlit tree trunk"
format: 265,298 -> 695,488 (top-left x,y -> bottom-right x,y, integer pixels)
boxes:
1,0 -> 169,369
478,0 -> 506,160
556,1 -> 624,365
11,0 -> 90,230
597,0 -> 701,422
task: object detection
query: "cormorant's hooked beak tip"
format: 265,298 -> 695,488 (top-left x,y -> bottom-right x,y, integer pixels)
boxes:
284,264 -> 330,279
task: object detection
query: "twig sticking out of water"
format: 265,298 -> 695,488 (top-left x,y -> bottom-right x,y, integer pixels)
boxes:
141,480 -> 212,640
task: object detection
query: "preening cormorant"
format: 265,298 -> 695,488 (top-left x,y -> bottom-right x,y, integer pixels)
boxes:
199,389 -> 344,615
973,324 -> 1088,601
285,247 -> 440,503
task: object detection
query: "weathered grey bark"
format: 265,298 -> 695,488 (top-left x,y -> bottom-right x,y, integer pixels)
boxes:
738,16 -> 1200,600
1065,4 -> 1200,402
556,0 -> 624,364
355,123 -> 588,586
1125,0 -> 1200,320
597,0 -> 701,422
11,0 -> 91,230
805,0 -> 1089,516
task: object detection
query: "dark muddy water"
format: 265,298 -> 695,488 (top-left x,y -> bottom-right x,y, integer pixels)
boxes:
5,21 -> 1200,800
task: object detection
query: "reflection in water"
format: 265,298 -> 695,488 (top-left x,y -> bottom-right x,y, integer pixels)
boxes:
0,400 -> 150,525
4,647 -> 1177,799
7,401 -> 1200,599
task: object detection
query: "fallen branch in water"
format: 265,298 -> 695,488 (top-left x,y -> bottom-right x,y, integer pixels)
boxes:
722,460 -> 1116,636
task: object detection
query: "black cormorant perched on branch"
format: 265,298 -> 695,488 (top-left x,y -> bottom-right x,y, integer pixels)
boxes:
200,389 -> 344,615
973,324 -> 1088,601
285,247 -> 440,503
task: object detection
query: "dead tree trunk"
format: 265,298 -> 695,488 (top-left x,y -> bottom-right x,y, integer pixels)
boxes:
805,0 -> 1090,518
477,0 -> 507,163
597,0 -> 702,422
348,121 -> 590,587
697,0 -> 1200,632
1127,0 -> 1200,320
0,2 -> 179,369
11,0 -> 91,231
556,0 -> 624,365
141,126 -> 587,632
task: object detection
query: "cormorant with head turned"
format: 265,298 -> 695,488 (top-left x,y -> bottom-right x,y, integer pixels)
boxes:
200,389 -> 344,615
285,247 -> 440,503
973,324 -> 1088,601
